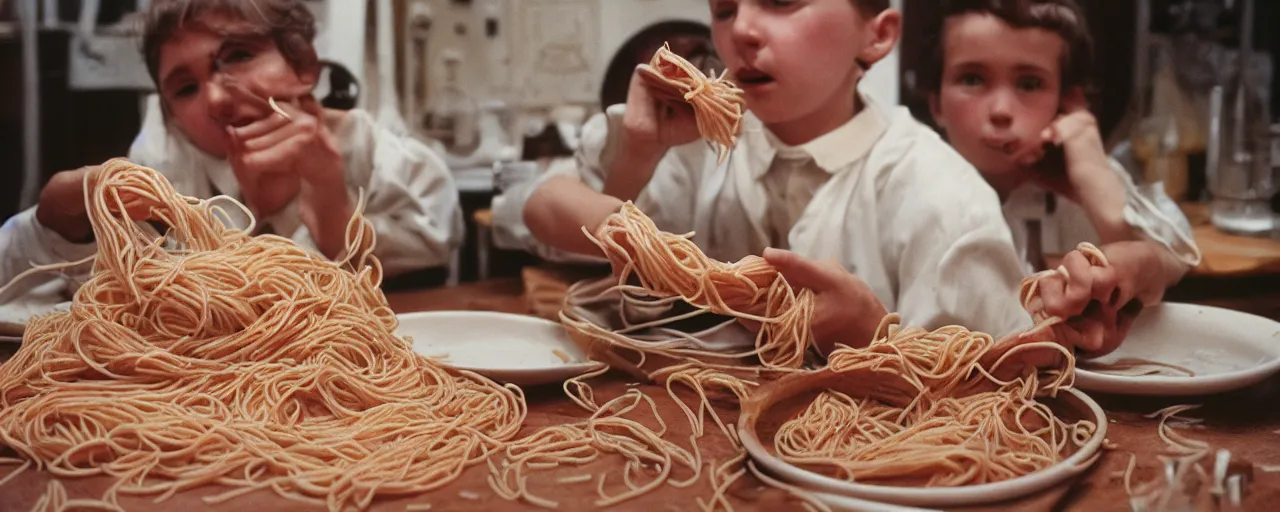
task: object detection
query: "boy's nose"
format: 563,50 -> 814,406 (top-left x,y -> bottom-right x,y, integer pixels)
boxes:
730,5 -> 764,51
205,81 -> 237,127
988,92 -> 1014,128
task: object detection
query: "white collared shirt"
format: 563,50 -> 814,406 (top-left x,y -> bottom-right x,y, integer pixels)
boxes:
1002,160 -> 1202,274
494,96 -> 1033,337
0,97 -> 464,316
127,95 -> 463,276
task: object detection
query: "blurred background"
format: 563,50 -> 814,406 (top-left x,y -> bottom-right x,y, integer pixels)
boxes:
1,0 -> 1278,309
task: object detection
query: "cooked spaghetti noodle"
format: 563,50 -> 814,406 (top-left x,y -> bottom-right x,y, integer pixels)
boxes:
0,160 -> 527,511
577,202 -> 814,370
774,315 -> 1094,486
638,42 -> 745,163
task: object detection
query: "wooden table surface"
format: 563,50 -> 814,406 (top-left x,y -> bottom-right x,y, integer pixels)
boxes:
5,279 -> 1280,511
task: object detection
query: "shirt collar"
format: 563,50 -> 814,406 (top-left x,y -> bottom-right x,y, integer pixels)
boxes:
759,94 -> 889,174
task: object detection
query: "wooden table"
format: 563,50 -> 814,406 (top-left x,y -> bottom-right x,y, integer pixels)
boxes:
1164,205 -> 1280,320
6,280 -> 1280,511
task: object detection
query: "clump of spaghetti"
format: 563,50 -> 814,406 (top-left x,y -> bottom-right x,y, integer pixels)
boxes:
0,160 -> 527,511
576,202 -> 814,370
773,316 -> 1095,487
638,42 -> 745,163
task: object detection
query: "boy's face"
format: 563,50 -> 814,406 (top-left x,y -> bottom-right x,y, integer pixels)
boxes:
156,13 -> 314,159
708,0 -> 874,127
931,13 -> 1064,180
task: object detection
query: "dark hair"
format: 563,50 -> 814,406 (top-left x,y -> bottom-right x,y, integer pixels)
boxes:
854,0 -> 892,16
915,0 -> 1095,96
599,21 -> 715,108
142,0 -> 318,87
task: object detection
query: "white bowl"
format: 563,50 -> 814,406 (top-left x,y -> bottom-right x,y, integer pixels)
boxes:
396,310 -> 604,387
1075,302 -> 1280,396
738,370 -> 1106,508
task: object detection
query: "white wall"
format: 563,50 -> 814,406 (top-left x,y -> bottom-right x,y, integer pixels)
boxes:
596,0 -> 711,72
859,0 -> 903,106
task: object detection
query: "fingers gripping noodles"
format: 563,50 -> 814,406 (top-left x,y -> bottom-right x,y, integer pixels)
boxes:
638,43 -> 746,163
0,160 -> 528,510
564,203 -> 1100,493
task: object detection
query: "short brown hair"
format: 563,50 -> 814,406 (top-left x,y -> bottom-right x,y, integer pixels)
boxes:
915,0 -> 1095,95
854,0 -> 891,16
142,0 -> 318,87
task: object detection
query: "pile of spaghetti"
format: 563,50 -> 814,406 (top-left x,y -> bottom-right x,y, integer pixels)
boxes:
0,160 -> 526,510
638,42 -> 745,163
567,202 -> 814,370
772,315 -> 1097,486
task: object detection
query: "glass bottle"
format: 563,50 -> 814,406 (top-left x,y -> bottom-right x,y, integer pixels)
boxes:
424,49 -> 481,157
1208,0 -> 1276,235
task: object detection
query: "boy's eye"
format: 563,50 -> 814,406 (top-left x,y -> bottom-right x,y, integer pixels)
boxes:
957,73 -> 985,87
766,0 -> 796,6
1017,76 -> 1045,91
173,83 -> 198,98
222,49 -> 254,64
712,2 -> 737,21
215,46 -> 257,71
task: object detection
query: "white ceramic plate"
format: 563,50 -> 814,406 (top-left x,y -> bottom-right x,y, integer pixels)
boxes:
1074,303 -> 1280,396
396,311 -> 605,387
740,386 -> 1106,509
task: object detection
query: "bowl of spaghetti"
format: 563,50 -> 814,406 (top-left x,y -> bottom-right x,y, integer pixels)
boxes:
736,314 -> 1108,508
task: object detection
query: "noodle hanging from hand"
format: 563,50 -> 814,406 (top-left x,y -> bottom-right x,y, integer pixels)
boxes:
577,202 -> 814,370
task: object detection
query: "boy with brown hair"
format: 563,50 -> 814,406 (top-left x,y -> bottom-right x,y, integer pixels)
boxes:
920,0 -> 1200,354
2,0 -> 462,293
494,0 -> 1035,354
133,0 -> 462,275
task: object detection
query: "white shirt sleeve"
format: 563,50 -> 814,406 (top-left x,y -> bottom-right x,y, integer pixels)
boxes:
491,104 -> 703,263
1042,158 -> 1201,268
339,111 -> 463,277
1111,159 -> 1202,266
880,141 -> 1032,338
0,208 -> 97,287
895,206 -> 1033,338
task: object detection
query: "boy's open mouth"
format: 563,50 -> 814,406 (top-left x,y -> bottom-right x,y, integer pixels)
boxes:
734,68 -> 775,87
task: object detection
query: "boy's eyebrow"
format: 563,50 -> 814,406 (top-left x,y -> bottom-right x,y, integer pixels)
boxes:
1012,63 -> 1054,75
946,60 -> 988,71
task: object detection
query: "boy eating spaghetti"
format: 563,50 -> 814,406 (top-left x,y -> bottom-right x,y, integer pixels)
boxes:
133,0 -> 462,278
918,0 -> 1201,355
495,0 -> 1035,354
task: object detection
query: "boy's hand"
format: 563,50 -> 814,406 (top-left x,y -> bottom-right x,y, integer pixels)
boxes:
36,165 -> 151,243
1029,243 -> 1163,357
226,95 -> 353,258
226,95 -> 347,216
624,66 -> 702,153
601,68 -> 702,202
1012,91 -> 1130,242
761,248 -> 888,356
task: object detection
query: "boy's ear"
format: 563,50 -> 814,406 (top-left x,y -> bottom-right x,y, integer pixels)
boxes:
858,9 -> 902,67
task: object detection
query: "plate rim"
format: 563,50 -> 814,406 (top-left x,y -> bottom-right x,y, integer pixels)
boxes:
395,309 -> 606,379
1074,302 -> 1280,396
739,387 -> 1107,508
